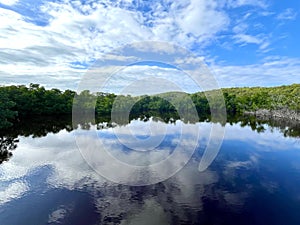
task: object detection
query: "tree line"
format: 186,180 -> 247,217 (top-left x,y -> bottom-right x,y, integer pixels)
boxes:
0,83 -> 299,129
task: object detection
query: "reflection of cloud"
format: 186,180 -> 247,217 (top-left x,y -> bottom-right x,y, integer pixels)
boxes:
226,154 -> 258,169
167,161 -> 218,209
91,154 -> 219,224
77,116 -> 221,186
120,199 -> 169,225
224,123 -> 300,151
0,119 -> 220,225
48,206 -> 69,224
75,121 -> 202,185
0,181 -> 28,204
1,119 -> 299,225
0,130 -> 107,191
260,181 -> 278,194
0,121 -> 210,199
223,192 -> 249,207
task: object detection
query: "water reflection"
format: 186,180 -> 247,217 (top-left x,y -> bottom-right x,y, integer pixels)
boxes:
0,113 -> 299,165
1,113 -> 300,137
0,114 -> 299,225
0,136 -> 19,164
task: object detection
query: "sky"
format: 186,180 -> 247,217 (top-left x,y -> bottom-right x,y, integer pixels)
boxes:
0,0 -> 299,92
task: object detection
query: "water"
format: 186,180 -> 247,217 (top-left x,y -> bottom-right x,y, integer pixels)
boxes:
0,115 -> 300,225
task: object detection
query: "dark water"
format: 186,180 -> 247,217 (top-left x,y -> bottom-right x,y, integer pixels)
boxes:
0,115 -> 300,225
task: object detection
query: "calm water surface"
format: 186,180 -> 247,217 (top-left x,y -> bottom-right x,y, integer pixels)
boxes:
0,116 -> 300,225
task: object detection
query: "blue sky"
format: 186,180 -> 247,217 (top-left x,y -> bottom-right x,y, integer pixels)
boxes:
0,0 -> 299,91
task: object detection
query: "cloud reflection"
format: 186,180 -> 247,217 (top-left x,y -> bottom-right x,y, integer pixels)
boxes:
0,119 -> 299,224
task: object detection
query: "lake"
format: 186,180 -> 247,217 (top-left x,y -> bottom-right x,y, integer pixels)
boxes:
0,115 -> 300,225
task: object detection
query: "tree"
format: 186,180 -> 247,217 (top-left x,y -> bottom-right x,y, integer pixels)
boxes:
0,89 -> 17,129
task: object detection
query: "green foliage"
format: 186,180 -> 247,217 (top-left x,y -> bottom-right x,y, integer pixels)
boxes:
0,83 -> 299,128
1,83 -> 75,117
96,93 -> 116,114
221,84 -> 300,113
0,89 -> 17,129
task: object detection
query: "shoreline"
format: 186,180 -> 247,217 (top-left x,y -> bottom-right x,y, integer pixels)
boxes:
244,109 -> 300,121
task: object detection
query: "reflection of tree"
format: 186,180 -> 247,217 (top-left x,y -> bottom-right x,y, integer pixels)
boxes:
2,115 -> 73,138
0,136 -> 19,164
7,112 -> 298,139
0,112 -> 299,164
228,114 -> 300,138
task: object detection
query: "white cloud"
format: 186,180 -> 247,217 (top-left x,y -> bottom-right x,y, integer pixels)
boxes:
277,8 -> 297,20
0,0 -> 233,89
176,0 -> 229,39
233,33 -> 262,45
259,41 -> 270,51
0,0 -> 18,6
227,0 -> 267,8
212,57 -> 300,87
232,23 -> 249,34
232,33 -> 270,52
0,0 -> 297,90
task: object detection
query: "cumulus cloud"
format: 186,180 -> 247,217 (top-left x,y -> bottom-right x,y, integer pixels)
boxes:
0,0 -> 298,90
176,0 -> 229,40
1,0 -> 227,89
